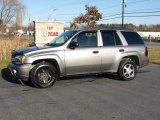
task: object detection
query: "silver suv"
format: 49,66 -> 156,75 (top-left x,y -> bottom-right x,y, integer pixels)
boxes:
8,29 -> 149,88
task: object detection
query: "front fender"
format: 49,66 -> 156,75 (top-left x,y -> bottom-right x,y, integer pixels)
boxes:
25,53 -> 65,76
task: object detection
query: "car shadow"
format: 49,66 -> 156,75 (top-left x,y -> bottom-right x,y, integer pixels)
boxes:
59,73 -> 120,82
1,68 -> 120,87
1,68 -> 34,87
137,69 -> 150,74
1,68 -> 21,84
56,73 -> 121,86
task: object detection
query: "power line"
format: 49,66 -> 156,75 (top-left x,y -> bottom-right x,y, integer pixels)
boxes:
127,0 -> 151,5
100,14 -> 160,21
100,16 -> 122,21
102,8 -> 160,19
99,0 -> 151,11
121,0 -> 151,27
100,4 -> 121,10
68,2 -> 160,23
126,10 -> 160,15
126,14 -> 160,17
28,0 -> 157,25
103,13 -> 121,18
126,7 -> 160,12
103,10 -> 160,18
28,0 -> 153,23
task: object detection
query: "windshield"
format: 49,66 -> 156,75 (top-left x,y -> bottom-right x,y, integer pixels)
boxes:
46,30 -> 78,46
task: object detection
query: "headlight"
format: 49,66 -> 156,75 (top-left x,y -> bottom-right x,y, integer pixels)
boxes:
14,55 -> 26,64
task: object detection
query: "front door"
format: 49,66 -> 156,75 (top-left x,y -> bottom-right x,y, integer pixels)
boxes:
65,31 -> 101,75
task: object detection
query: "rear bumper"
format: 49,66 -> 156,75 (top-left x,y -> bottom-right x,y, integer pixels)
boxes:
140,56 -> 149,68
8,63 -> 32,81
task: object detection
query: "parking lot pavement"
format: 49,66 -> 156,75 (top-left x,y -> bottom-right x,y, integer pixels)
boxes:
0,64 -> 160,120
146,43 -> 160,49
144,40 -> 160,49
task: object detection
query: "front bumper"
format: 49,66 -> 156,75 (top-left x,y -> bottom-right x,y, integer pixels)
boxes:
8,62 -> 32,81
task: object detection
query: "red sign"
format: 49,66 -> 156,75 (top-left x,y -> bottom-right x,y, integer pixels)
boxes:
48,32 -> 58,36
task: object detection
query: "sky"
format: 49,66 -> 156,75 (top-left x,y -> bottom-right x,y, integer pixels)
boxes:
22,0 -> 160,27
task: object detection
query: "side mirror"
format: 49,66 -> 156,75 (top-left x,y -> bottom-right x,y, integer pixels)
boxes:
68,41 -> 78,49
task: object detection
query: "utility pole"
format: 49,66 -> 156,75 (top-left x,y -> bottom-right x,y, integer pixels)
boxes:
122,0 -> 126,28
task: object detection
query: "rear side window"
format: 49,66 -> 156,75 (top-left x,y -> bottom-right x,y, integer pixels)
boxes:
101,31 -> 122,46
121,31 -> 144,45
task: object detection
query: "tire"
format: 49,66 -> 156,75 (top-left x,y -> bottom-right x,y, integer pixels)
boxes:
31,62 -> 58,88
118,59 -> 137,81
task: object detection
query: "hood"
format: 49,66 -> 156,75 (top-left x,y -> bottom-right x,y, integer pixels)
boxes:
11,43 -> 61,57
12,46 -> 42,57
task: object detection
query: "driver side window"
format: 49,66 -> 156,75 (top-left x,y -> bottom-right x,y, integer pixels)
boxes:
72,31 -> 98,48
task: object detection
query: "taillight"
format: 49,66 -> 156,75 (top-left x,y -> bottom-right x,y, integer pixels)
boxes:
145,47 -> 148,56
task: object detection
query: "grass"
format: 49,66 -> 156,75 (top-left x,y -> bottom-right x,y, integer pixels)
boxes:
0,60 -> 9,71
148,48 -> 160,64
0,35 -> 33,71
0,35 -> 33,61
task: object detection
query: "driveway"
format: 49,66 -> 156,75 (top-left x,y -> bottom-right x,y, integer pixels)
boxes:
0,64 -> 160,120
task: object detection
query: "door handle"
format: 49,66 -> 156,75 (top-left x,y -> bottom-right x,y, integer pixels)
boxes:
119,49 -> 124,52
93,51 -> 99,54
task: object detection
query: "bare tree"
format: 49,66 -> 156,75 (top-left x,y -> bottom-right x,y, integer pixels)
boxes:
70,5 -> 102,29
0,0 -> 26,33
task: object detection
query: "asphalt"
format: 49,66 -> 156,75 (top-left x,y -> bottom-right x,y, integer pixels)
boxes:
144,40 -> 160,49
0,64 -> 160,120
146,43 -> 160,49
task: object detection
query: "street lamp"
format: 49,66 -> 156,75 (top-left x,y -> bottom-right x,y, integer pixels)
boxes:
53,8 -> 57,21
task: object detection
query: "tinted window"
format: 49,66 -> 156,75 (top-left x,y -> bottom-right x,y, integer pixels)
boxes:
72,31 -> 97,47
121,31 -> 144,45
101,31 -> 122,46
101,31 -> 115,46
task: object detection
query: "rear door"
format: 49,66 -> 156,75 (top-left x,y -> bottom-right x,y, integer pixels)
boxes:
100,30 -> 124,72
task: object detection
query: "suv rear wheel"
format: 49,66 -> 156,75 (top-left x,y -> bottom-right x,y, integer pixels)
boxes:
118,59 -> 137,81
31,62 -> 58,88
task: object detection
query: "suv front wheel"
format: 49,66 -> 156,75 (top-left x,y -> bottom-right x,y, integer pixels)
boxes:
31,62 -> 58,88
118,59 -> 137,81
